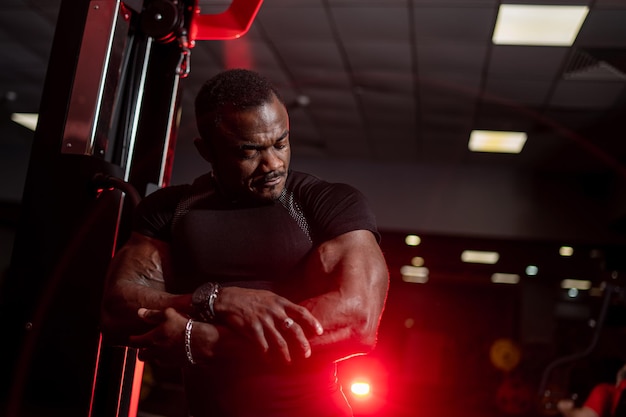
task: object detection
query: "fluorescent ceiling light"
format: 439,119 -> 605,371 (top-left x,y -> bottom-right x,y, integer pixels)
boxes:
461,250 -> 499,264
561,279 -> 592,290
559,246 -> 574,256
401,265 -> 429,283
491,273 -> 520,285
469,130 -> 527,154
493,4 -> 589,46
11,113 -> 39,131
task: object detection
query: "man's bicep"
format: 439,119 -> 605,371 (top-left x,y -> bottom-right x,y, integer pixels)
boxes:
100,232 -> 173,341
318,229 -> 388,291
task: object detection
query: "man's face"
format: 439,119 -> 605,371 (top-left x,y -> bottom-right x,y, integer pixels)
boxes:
208,94 -> 291,203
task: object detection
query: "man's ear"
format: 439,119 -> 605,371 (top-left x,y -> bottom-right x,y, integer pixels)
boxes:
194,137 -> 213,163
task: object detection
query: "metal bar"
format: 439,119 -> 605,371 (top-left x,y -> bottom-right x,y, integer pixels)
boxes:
62,0 -> 131,156
192,0 -> 263,41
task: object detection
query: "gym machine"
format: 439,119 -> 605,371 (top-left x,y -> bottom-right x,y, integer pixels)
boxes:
0,1 -> 261,415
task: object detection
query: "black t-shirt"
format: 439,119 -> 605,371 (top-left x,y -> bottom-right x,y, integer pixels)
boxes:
132,170 -> 380,417
134,170 -> 379,294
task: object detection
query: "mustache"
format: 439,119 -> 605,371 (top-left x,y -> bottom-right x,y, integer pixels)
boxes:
261,171 -> 286,181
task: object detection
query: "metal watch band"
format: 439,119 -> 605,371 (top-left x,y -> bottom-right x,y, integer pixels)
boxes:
191,281 -> 221,322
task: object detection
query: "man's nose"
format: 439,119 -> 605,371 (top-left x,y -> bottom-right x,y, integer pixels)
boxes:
260,148 -> 282,171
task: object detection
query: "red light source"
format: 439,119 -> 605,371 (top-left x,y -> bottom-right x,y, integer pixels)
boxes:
350,381 -> 371,397
338,356 -> 388,415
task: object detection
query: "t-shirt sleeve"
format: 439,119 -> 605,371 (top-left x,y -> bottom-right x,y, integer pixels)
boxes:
133,185 -> 189,241
305,181 -> 380,244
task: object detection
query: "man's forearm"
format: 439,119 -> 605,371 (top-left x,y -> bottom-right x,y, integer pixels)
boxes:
101,281 -> 192,344
298,288 -> 384,364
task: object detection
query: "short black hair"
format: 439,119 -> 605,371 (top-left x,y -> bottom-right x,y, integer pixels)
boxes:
194,68 -> 284,141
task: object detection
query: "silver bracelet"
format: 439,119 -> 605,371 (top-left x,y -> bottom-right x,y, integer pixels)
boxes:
184,318 -> 196,365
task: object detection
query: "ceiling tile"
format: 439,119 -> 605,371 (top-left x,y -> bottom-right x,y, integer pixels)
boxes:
273,40 -> 344,70
368,126 -> 419,162
417,41 -> 488,80
488,46 -> 570,81
543,109 -> 610,132
329,0 -> 407,5
593,0 -> 626,8
217,38 -> 280,69
413,0 -> 498,4
576,10 -> 626,47
359,91 -> 416,123
483,79 -> 552,107
318,126 -> 372,158
550,80 -> 626,109
304,88 -> 361,120
262,0 -> 323,6
0,8 -> 56,44
473,102 -> 538,131
258,7 -> 334,42
418,75 -> 483,105
343,41 -> 412,72
413,6 -> 496,43
421,110 -> 474,133
420,130 -> 470,164
353,71 -> 414,94
331,7 -> 410,42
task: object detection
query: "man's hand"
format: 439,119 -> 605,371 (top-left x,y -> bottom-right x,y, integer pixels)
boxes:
214,287 -> 324,363
129,307 -> 206,367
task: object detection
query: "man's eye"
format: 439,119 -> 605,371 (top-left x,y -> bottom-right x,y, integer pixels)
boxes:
241,149 -> 258,159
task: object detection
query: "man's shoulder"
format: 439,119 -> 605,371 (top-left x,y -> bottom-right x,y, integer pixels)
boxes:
287,170 -> 322,186
287,170 -> 359,194
143,173 -> 213,202
142,183 -> 191,204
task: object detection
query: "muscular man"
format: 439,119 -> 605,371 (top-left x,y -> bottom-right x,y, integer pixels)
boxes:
100,68 -> 389,417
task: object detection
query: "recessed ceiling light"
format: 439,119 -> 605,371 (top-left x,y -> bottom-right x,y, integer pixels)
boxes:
11,113 -> 39,131
492,4 -> 589,47
525,265 -> 539,276
461,250 -> 499,264
405,234 -> 421,246
469,130 -> 527,154
559,246 -> 574,257
567,288 -> 579,298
